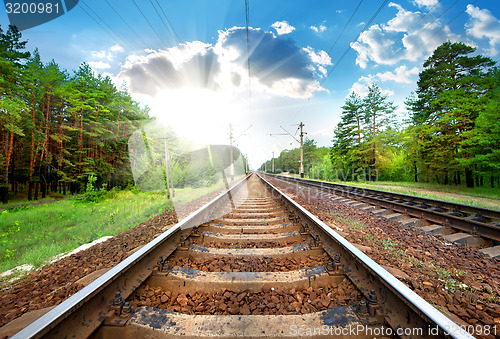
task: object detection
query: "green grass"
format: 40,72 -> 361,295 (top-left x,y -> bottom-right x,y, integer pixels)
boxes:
0,190 -> 172,275
0,194 -> 67,210
329,212 -> 366,230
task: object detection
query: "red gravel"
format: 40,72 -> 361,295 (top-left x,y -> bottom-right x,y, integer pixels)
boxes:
167,254 -> 331,272
129,282 -> 362,315
267,177 -> 500,337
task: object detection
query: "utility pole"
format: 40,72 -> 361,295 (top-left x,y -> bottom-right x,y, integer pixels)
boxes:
160,138 -> 175,198
271,123 -> 306,178
228,124 -> 252,180
229,123 -> 234,181
272,151 -> 275,173
299,122 -> 305,178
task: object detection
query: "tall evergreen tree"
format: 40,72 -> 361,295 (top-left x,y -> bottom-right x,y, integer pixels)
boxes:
331,92 -> 366,179
363,84 -> 397,180
459,69 -> 500,187
409,41 -> 496,187
0,25 -> 30,202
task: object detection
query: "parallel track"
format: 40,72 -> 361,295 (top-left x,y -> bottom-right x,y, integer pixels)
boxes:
266,174 -> 500,253
14,173 -> 472,338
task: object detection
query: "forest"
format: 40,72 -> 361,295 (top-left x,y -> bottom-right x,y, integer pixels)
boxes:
260,41 -> 500,189
0,25 -> 152,203
1,24 -> 499,206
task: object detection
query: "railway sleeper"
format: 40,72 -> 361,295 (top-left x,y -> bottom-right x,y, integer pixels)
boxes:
203,221 -> 299,234
142,265 -> 347,294
13,174 -> 471,339
93,306 -> 387,339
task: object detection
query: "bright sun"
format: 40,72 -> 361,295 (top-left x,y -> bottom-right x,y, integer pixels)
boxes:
151,88 -> 249,146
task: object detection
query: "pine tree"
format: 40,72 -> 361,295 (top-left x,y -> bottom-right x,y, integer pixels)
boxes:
0,25 -> 30,202
459,69 -> 500,187
409,42 -> 496,187
363,84 -> 397,180
331,92 -> 366,179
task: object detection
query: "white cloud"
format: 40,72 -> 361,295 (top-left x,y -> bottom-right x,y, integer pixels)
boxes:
271,21 -> 295,35
110,44 -> 124,53
411,0 -> 438,8
91,44 -> 125,63
310,24 -> 326,33
350,2 -> 461,68
88,61 -> 111,70
303,46 -> 332,66
348,76 -> 394,98
376,65 -> 419,83
465,5 -> 500,56
91,51 -> 106,59
346,65 -> 417,99
119,27 -> 328,99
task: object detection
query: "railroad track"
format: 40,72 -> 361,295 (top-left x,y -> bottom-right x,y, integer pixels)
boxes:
266,174 -> 500,258
13,173 -> 472,338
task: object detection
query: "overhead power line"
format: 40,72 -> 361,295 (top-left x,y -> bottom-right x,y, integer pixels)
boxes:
326,0 -> 364,56
103,0 -> 149,49
405,0 -> 441,35
148,0 -> 177,45
422,0 -> 480,45
131,0 -> 170,48
245,0 -> 252,111
411,0 -> 459,40
79,0 -> 131,49
291,0 -> 390,120
321,0 -> 390,86
154,0 -> 183,45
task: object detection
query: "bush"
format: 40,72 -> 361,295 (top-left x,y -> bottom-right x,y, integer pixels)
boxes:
80,175 -> 107,203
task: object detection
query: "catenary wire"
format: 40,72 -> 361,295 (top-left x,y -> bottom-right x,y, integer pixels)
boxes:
148,0 -> 177,45
326,0 -> 364,56
79,0 -> 131,49
289,0 -> 390,120
155,0 -> 183,46
131,0 -> 170,49
103,0 -> 149,49
245,0 -> 252,111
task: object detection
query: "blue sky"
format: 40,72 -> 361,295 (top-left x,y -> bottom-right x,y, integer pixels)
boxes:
1,0 -> 500,168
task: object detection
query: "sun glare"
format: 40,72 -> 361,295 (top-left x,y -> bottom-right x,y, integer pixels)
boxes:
151,88 -> 248,146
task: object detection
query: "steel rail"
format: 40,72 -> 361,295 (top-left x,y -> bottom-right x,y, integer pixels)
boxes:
13,172 -> 473,338
12,174 -> 252,339
267,174 -> 500,242
257,173 -> 473,339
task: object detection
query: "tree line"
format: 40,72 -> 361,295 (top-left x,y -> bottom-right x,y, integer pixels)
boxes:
0,25 -> 151,203
261,42 -> 499,188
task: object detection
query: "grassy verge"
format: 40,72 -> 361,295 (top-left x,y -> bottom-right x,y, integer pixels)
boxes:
0,190 -> 172,275
0,194 -> 68,210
